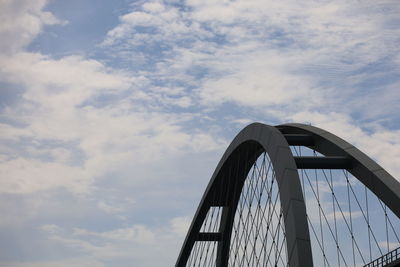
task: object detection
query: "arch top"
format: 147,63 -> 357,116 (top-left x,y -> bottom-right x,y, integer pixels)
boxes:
278,123 -> 400,218
204,122 -> 306,215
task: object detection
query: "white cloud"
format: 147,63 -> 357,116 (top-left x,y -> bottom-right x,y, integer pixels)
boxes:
37,216 -> 190,266
1,258 -> 105,267
170,216 -> 191,236
0,15 -> 225,195
101,0 -> 400,181
73,224 -> 156,243
0,53 -> 133,112
97,200 -> 127,215
0,157 -> 90,194
102,0 -> 400,122
0,0 -> 65,54
196,51 -> 319,108
142,2 -> 165,13
0,97 -> 223,194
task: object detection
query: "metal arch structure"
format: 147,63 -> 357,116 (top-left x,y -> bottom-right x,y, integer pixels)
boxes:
175,122 -> 400,267
176,123 -> 312,267
278,123 -> 400,218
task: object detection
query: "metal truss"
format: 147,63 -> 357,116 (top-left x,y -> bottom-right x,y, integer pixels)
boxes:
175,123 -> 400,267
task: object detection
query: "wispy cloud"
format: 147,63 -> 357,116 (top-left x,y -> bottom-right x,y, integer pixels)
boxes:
100,0 -> 400,173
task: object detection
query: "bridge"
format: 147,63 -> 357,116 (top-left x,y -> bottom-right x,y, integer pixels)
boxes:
176,123 -> 400,267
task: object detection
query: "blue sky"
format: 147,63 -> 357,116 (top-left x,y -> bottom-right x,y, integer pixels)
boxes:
0,0 -> 399,266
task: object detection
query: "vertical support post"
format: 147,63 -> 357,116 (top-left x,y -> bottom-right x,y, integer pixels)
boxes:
215,206 -> 231,266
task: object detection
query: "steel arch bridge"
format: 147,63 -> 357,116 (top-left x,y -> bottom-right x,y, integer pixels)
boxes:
176,123 -> 400,267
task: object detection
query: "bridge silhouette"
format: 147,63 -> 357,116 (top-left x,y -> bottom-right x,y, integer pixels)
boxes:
176,123 -> 400,267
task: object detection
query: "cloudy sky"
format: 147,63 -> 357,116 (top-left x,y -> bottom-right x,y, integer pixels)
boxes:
0,0 -> 399,266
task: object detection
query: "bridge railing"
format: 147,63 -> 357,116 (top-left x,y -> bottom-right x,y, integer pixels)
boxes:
364,247 -> 400,267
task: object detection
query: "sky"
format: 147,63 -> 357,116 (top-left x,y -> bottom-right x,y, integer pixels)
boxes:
0,0 -> 399,266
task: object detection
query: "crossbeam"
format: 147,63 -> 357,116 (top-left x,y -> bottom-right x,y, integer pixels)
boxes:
284,134 -> 314,146
196,232 -> 222,241
294,156 -> 352,169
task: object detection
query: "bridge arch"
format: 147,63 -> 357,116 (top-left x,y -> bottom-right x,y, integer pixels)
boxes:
176,122 -> 400,267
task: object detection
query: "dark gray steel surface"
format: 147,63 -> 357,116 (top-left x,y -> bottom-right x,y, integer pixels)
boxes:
197,233 -> 222,242
283,134 -> 314,146
294,156 -> 352,169
175,123 -> 313,267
